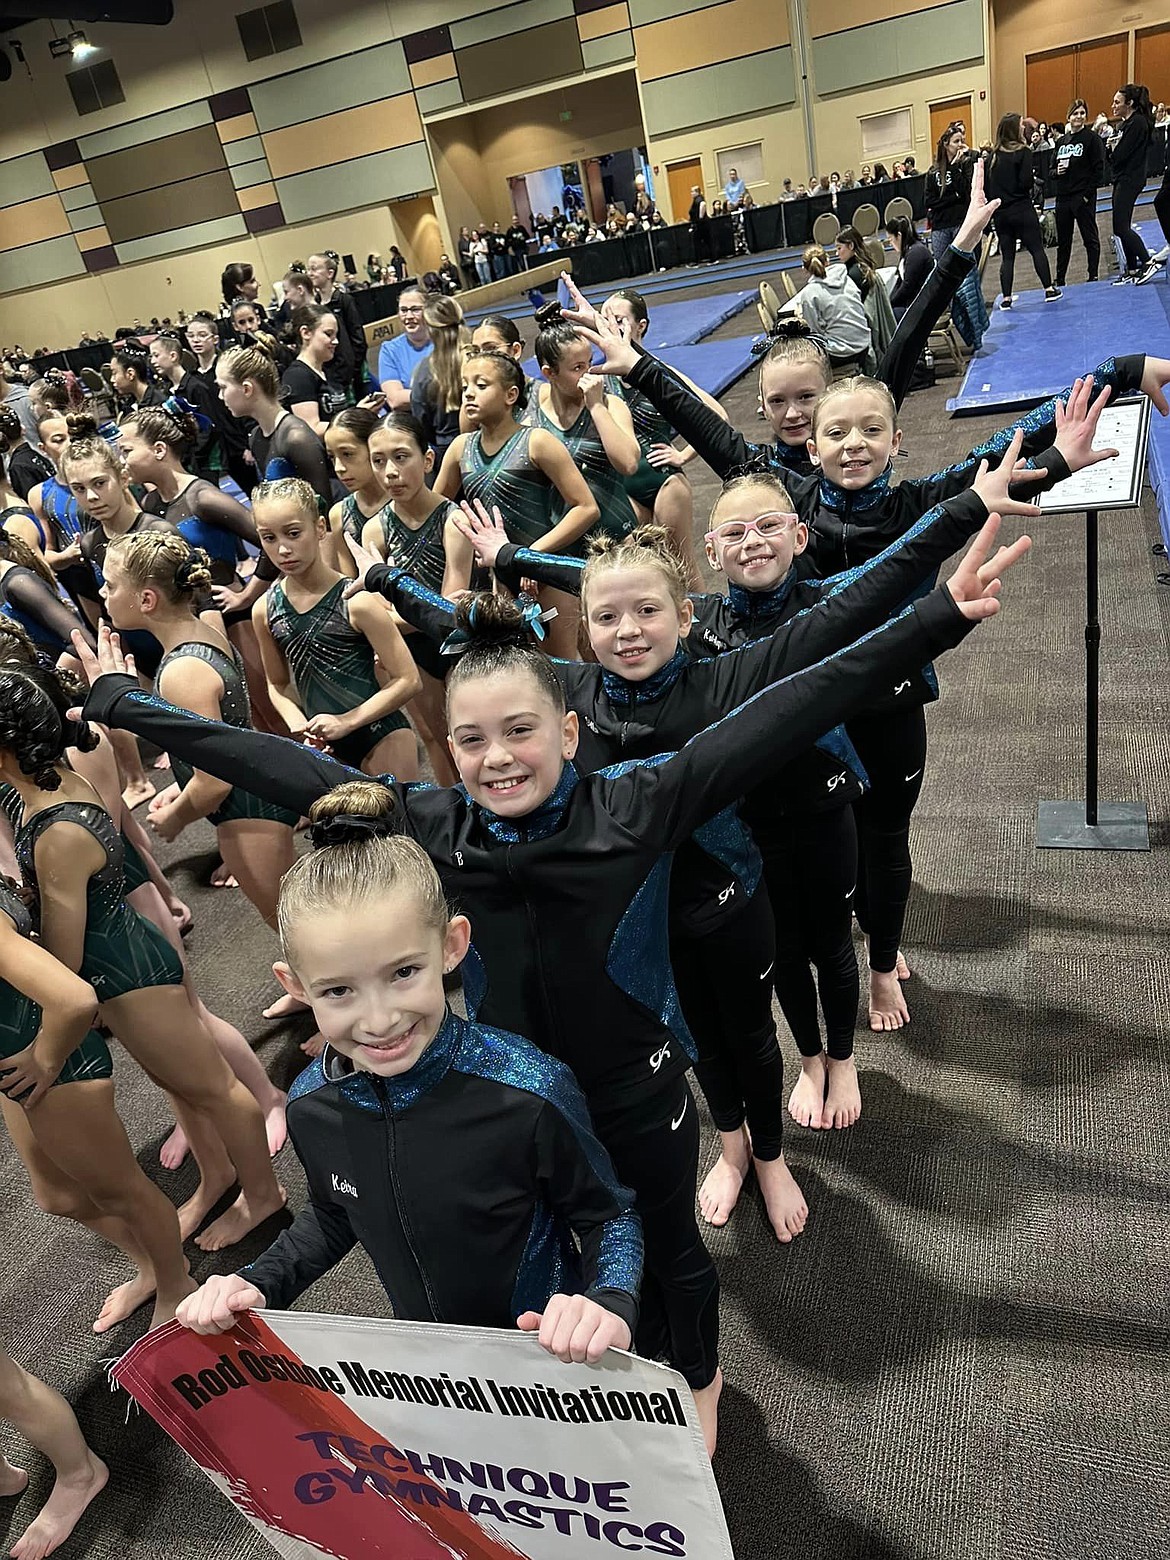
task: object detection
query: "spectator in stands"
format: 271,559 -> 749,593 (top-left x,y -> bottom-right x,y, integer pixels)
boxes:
781,178 -> 796,199
1155,102 -> 1169,128
386,247 -> 408,284
538,231 -> 559,254
634,189 -> 655,224
471,229 -> 492,286
307,251 -> 369,396
437,254 -> 462,294
457,226 -> 474,288
886,215 -> 931,316
902,155 -> 916,174
859,164 -> 873,185
490,222 -> 510,279
872,163 -> 890,182
835,226 -> 875,299
797,245 -> 871,366
841,169 -> 856,189
377,285 -> 433,409
724,167 -> 746,207
366,254 -> 383,284
507,215 -> 530,271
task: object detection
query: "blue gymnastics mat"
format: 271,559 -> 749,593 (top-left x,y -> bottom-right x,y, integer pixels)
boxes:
521,292 -> 755,382
520,334 -> 758,401
946,277 -> 1170,415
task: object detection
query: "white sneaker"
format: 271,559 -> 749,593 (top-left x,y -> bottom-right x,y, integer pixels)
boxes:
1134,257 -> 1166,286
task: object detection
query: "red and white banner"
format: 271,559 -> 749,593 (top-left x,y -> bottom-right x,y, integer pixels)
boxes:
114,1312 -> 734,1559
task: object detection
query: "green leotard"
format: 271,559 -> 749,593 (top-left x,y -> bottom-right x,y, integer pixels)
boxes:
121,831 -> 151,894
0,878 -> 111,1086
618,381 -> 682,507
154,642 -> 299,827
266,578 -> 408,769
459,426 -> 555,550
530,387 -> 636,545
339,492 -> 392,544
15,800 -> 182,1001
379,497 -> 455,597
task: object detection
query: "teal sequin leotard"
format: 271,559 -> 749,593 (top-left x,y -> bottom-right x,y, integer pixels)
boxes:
379,498 -> 455,596
459,426 -> 555,550
339,492 -> 392,544
154,642 -> 299,827
531,388 -> 636,545
15,800 -> 183,1001
0,877 -> 111,1086
266,579 -> 408,768
619,381 -> 682,507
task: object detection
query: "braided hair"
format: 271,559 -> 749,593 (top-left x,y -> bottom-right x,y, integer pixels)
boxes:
0,662 -> 100,790
445,593 -> 565,714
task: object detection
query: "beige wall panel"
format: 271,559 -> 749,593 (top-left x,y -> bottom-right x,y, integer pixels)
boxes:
237,182 -> 279,211
578,3 -> 631,42
636,0 -> 788,80
75,225 -> 112,250
52,164 -> 90,192
393,194 -> 444,273
263,95 -> 423,179
810,0 -> 952,38
217,112 -> 260,143
991,0 -> 1139,116
410,53 -> 459,88
644,102 -> 804,216
809,61 -> 992,176
0,194 -> 72,252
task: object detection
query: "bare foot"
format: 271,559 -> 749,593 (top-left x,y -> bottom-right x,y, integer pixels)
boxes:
788,1053 -> 827,1128
0,1456 -> 29,1498
177,1170 -> 236,1242
170,899 -> 193,937
120,777 -> 155,811
210,860 -> 238,889
93,1271 -> 155,1334
754,1155 -> 809,1242
698,1128 -> 750,1227
263,1094 -> 289,1157
263,990 -> 307,1021
298,1031 -> 325,1059
692,1367 -> 723,1459
158,1123 -> 190,1172
149,1275 -> 198,1333
823,1056 -> 862,1129
895,949 -> 911,982
9,1451 -> 109,1560
195,1184 -> 288,1253
868,968 -> 910,1032
153,751 -> 171,770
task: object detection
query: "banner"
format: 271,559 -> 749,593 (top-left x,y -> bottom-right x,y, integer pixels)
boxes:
114,1312 -> 734,1560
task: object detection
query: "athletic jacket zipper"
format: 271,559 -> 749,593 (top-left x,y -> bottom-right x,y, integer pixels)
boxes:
505,842 -> 558,1049
373,1080 -> 442,1320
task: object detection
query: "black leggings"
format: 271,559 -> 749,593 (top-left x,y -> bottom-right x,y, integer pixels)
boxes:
1112,177 -> 1150,271
593,1077 -> 719,1390
847,704 -> 928,975
673,883 -> 786,1160
996,206 -> 1052,296
1054,196 -> 1101,284
758,805 -> 859,1061
1154,168 -> 1170,250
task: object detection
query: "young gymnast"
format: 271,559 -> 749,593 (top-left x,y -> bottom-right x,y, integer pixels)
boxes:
0,868 -> 194,1336
0,1342 -> 107,1560
431,350 -> 598,659
79,533 -> 1018,1453
251,477 -> 421,781
175,782 -> 641,1367
325,407 -> 389,545
0,661 -> 285,1262
362,412 -> 467,785
0,531 -> 95,664
24,412 -> 103,629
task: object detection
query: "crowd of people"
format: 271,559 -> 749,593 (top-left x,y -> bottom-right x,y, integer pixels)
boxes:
0,67 -> 1169,1557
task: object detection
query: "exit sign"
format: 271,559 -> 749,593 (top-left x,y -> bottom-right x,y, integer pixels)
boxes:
559,109 -> 572,121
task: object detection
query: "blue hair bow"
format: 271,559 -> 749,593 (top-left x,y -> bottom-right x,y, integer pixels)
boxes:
162,393 -> 213,436
439,594 -> 558,657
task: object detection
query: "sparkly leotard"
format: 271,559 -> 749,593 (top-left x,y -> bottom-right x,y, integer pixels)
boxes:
266,579 -> 408,767
0,877 -> 111,1085
459,426 -> 554,549
531,389 -> 636,544
154,642 -> 299,827
15,800 -> 182,1000
618,381 -> 680,507
379,498 -> 455,596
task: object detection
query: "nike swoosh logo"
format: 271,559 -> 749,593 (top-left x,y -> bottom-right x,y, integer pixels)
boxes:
904,768 -> 923,783
671,1103 -> 687,1130
759,960 -> 774,981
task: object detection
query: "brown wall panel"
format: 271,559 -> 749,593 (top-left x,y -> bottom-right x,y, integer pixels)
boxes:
577,3 -> 629,40
87,125 -> 229,203
51,163 -> 90,192
456,20 -> 584,102
216,111 -> 260,143
636,0 -> 788,81
410,53 -> 458,88
262,94 -> 423,178
100,169 -> 239,244
0,194 -> 72,252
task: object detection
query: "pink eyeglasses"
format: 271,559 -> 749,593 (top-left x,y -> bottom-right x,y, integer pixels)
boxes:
704,511 -> 800,547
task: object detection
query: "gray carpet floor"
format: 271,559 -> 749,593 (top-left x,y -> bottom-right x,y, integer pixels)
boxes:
2,224 -> 1169,1559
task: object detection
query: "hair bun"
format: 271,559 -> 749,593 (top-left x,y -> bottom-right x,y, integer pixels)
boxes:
307,812 -> 396,849
533,300 -> 564,329
452,592 -> 534,651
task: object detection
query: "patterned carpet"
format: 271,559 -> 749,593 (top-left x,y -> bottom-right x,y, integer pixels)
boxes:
2,231 -> 1168,1559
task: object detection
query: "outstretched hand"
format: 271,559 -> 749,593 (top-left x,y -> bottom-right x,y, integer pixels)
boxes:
945,512 -> 1032,622
341,533 -> 387,599
558,271 -> 597,330
954,155 -> 1001,253
1052,376 -> 1119,472
556,313 -> 638,379
971,430 -> 1045,516
454,499 -> 510,569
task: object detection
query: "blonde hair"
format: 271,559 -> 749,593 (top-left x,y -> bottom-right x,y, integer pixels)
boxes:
60,433 -> 126,483
811,375 -> 897,437
710,471 -> 797,524
252,476 -> 319,524
580,524 -> 691,614
802,244 -> 829,280
218,342 -> 279,398
105,530 -> 212,603
277,781 -> 447,960
422,295 -> 469,414
759,333 -> 831,393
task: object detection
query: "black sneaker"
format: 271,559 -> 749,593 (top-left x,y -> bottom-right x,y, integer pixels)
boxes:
1000,296 -> 1012,310
1134,258 -> 1165,286
1044,287 -> 1062,301
1111,271 -> 1135,285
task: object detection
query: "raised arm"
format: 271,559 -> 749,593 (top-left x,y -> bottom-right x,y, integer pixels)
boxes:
2,570 -> 95,652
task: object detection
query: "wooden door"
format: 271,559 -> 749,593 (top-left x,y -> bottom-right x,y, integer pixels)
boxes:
1026,48 -> 1077,129
1076,34 -> 1128,124
1136,24 -> 1170,101
665,157 -> 702,224
930,96 -> 972,154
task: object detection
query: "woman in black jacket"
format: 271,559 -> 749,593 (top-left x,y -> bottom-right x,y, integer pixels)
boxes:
1109,83 -> 1154,281
886,217 -> 932,315
1053,99 -> 1105,286
988,113 -> 1060,307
